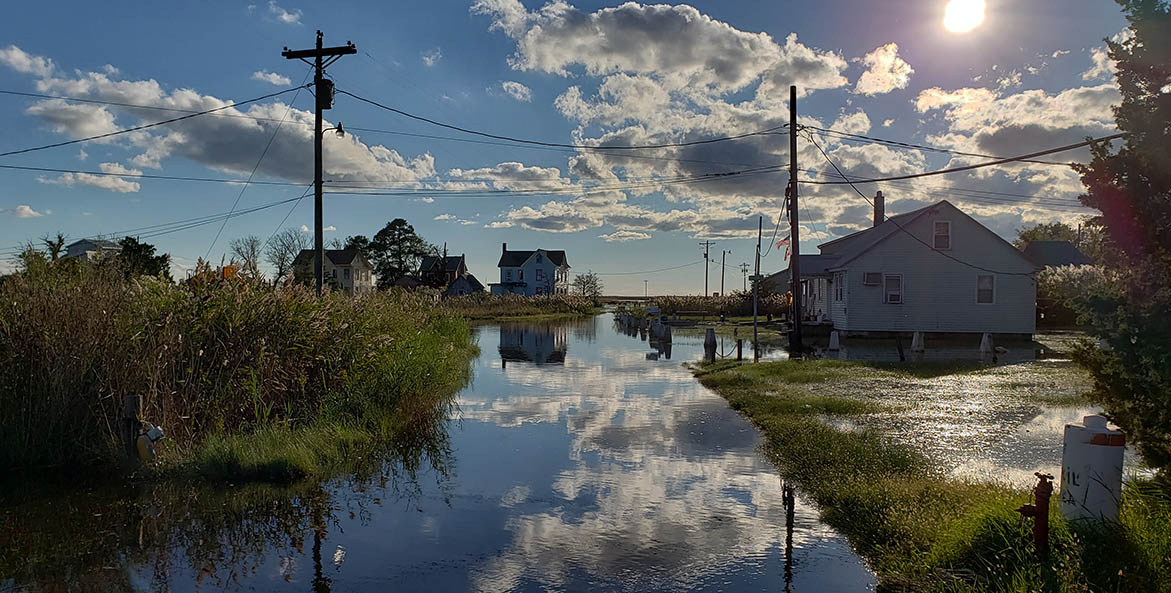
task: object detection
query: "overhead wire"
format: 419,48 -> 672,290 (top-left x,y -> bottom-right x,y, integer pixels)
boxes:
0,86 -> 306,158
801,125 -> 1071,166
802,129 -> 1035,277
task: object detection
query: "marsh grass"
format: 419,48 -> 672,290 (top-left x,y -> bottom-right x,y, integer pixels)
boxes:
0,259 -> 476,478
693,359 -> 1171,592
441,292 -> 598,320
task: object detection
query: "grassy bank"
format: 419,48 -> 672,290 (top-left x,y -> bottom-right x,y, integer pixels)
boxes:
441,292 -> 599,320
0,259 -> 476,481
692,359 -> 1171,592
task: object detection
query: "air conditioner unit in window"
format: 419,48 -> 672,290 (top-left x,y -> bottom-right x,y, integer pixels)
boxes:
863,272 -> 881,286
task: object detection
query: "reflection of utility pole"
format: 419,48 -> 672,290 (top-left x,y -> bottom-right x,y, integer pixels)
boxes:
720,249 -> 731,296
699,240 -> 715,296
283,31 -> 356,297
783,482 -> 795,593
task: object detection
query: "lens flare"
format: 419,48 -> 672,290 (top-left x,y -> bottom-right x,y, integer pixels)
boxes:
944,0 -> 985,33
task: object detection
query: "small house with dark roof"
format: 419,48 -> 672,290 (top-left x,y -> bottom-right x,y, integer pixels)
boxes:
292,248 -> 374,295
1021,240 -> 1093,268
775,199 -> 1039,336
65,238 -> 121,262
419,254 -> 468,288
490,243 -> 570,297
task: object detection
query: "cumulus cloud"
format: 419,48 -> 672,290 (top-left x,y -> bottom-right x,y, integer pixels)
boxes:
324,225 -> 336,231
267,0 -> 301,24
1082,28 -> 1132,81
854,43 -> 913,95
40,162 -> 142,193
485,221 -> 514,228
434,213 -> 455,220
299,225 -> 310,232
251,70 -> 291,86
422,48 -> 443,67
0,45 -> 54,77
500,80 -> 532,102
599,230 -> 651,242
5,204 -> 44,218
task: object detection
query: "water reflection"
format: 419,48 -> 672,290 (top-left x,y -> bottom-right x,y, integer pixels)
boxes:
1,314 -> 873,592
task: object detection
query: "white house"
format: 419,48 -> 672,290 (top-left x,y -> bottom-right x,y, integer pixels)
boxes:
292,248 -> 375,295
490,243 -> 570,296
64,238 -> 121,262
784,199 -> 1039,337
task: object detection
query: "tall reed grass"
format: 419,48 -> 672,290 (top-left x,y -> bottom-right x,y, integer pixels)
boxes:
0,259 -> 476,474
650,291 -> 790,317
440,292 -> 597,319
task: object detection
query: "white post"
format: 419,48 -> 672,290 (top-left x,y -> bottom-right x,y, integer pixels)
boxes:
1060,415 -> 1125,523
979,333 -> 993,355
911,331 -> 925,353
828,330 -> 840,351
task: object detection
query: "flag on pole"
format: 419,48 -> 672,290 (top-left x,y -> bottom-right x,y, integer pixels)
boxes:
784,244 -> 791,260
776,234 -> 790,249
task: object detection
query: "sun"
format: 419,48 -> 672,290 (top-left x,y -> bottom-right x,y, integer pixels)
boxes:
944,0 -> 985,33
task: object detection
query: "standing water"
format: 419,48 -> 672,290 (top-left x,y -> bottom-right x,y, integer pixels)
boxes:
1,313 -> 873,592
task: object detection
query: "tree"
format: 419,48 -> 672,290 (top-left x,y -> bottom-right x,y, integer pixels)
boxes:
40,233 -> 66,261
1013,222 -> 1080,249
1068,0 -> 1171,472
344,235 -> 373,261
327,237 -> 343,250
229,235 -> 263,278
117,237 -> 172,280
571,271 -> 603,299
265,228 -> 310,286
369,219 -> 436,289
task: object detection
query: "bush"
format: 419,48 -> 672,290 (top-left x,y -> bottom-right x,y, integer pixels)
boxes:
0,259 -> 475,471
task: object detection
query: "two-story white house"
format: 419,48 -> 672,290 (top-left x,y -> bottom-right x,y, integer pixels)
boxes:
292,248 -> 375,295
778,199 -> 1040,337
490,243 -> 570,296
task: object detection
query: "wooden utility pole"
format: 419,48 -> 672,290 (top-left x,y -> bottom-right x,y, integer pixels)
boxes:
283,31 -> 356,297
720,249 -> 731,296
753,216 -> 762,361
788,85 -> 803,355
740,262 -> 749,291
699,240 -> 715,296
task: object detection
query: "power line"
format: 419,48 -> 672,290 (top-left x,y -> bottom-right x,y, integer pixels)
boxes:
0,86 -> 305,158
594,260 -> 703,276
800,133 -> 1125,186
803,130 -> 1034,277
801,124 -> 1071,166
337,87 -> 787,151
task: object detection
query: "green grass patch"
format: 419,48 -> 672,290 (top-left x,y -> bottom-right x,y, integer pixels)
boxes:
693,359 -> 1171,592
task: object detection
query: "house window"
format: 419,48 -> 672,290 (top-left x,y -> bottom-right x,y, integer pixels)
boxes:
519,270 -> 524,281
536,254 -> 542,263
506,270 -> 512,281
934,221 -> 951,250
977,275 -> 995,304
834,272 -> 845,302
884,274 -> 902,304
332,269 -> 337,279
536,268 -> 544,281
862,272 -> 881,286
344,268 -> 350,280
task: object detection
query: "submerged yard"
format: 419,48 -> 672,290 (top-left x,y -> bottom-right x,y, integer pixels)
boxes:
692,342 -> 1171,592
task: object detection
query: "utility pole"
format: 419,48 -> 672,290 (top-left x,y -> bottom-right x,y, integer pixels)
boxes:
283,31 -> 356,297
644,279 -> 648,298
720,249 -> 731,296
699,240 -> 715,296
788,84 -> 803,355
753,216 -> 762,361
740,262 -> 749,292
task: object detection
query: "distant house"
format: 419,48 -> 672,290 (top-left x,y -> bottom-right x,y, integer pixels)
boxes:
446,273 -> 485,297
775,199 -> 1039,337
1021,240 -> 1093,268
64,238 -> 121,262
292,248 -> 374,295
490,243 -> 570,297
764,255 -> 837,323
420,254 -> 468,288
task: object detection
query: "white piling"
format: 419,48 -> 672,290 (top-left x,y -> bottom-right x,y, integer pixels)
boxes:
911,331 -> 925,353
828,331 -> 840,351
1060,415 -> 1125,523
979,332 -> 993,355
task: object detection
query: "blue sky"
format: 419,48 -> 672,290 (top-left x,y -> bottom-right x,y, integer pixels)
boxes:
0,0 -> 1128,293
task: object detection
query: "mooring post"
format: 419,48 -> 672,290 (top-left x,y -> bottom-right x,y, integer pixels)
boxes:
704,328 -> 717,363
122,395 -> 142,461
736,339 -> 743,361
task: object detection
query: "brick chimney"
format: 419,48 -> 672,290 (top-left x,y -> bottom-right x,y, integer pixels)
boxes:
502,242 -> 507,254
873,191 -> 885,227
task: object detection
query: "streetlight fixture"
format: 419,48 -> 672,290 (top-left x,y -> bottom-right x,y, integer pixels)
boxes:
323,122 -> 345,138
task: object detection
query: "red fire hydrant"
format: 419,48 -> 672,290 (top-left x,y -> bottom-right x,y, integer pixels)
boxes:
1016,472 -> 1054,556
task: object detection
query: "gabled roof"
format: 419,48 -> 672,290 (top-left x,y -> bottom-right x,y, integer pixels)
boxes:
293,248 -> 369,267
818,200 -> 1036,271
1022,241 -> 1093,267
447,272 -> 485,293
498,248 -> 569,268
67,238 -> 120,250
420,255 -> 465,273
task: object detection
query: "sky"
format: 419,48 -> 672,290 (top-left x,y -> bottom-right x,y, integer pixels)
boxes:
0,0 -> 1130,294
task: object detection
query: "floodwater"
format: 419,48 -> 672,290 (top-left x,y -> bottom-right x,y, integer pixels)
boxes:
1,314 -> 874,592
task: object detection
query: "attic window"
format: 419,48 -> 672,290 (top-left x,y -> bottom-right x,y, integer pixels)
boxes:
862,272 -> 881,286
536,254 -> 542,263
934,221 -> 951,250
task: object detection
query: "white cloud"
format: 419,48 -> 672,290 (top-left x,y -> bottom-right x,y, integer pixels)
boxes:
0,45 -> 54,77
7,204 -> 44,218
500,80 -> 532,102
882,119 -> 894,127
251,70 -> 291,86
39,161 -> 142,193
1052,49 -> 1070,58
854,43 -> 914,95
420,197 -> 435,203
599,230 -> 651,242
458,219 -> 477,225
324,225 -> 336,231
267,0 -> 301,24
300,225 -> 310,232
434,213 -> 455,220
485,221 -> 514,228
1082,28 -> 1132,81
422,48 -> 443,67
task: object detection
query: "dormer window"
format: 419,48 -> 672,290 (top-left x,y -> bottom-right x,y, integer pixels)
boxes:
934,221 -> 951,250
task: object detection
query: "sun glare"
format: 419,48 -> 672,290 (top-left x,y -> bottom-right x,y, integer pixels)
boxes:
944,0 -> 985,33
